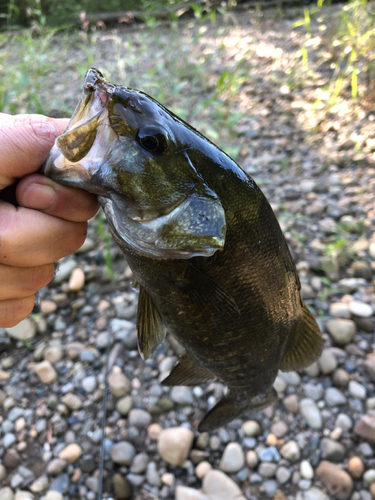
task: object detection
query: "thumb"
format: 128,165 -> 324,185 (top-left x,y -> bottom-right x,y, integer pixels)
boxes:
0,113 -> 68,190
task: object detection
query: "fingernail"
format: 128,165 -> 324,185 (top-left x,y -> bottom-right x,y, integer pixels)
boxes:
24,183 -> 56,210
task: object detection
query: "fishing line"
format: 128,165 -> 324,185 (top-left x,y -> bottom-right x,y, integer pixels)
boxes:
97,335 -> 111,500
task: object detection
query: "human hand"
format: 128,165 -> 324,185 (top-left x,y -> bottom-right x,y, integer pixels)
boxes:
0,113 -> 99,327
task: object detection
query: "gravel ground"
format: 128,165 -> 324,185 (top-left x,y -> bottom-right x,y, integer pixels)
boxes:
0,4 -> 375,500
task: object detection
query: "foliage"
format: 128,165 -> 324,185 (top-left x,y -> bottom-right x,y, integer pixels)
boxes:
295,0 -> 375,103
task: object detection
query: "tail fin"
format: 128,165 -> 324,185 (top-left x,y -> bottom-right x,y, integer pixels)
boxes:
198,388 -> 277,432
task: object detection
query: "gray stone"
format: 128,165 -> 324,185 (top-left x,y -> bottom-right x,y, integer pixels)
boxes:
8,407 -> 24,421
130,453 -> 149,474
6,319 -> 36,341
329,303 -> 351,319
126,473 -> 144,486
49,474 -> 70,494
263,479 -> 278,497
276,466 -> 291,484
0,464 -> 7,482
335,414 -> 352,431
348,300 -> 373,318
348,380 -> 366,399
280,441 -> 300,462
157,427 -> 194,466
280,371 -> 301,386
296,487 -> 330,500
111,441 -> 136,465
283,394 -> 299,413
54,259 -> 77,283
0,487 -> 14,500
30,475 -> 49,493
116,396 -> 133,416
258,447 -> 280,462
146,461 -> 161,487
81,376 -> 97,393
203,470 -> 246,500
127,408 -> 152,428
241,420 -> 261,436
170,386 -> 194,405
300,460 -> 314,480
3,433 -> 16,448
318,350 -> 337,374
364,358 -> 375,383
320,438 -> 346,461
326,319 -> 356,345
300,398 -> 322,430
175,486 -> 209,500
303,383 -> 323,400
220,442 -> 245,473
325,387 -> 347,406
258,462 -> 277,478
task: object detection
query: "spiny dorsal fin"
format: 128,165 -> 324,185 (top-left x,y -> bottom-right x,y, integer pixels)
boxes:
161,353 -> 216,386
137,287 -> 166,360
280,304 -> 322,372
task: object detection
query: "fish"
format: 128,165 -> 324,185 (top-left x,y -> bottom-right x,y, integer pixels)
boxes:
42,68 -> 322,432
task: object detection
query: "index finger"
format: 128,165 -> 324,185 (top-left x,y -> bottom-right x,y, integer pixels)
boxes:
0,113 -> 68,190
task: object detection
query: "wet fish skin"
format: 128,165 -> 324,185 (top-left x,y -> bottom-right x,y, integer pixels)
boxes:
42,69 -> 322,431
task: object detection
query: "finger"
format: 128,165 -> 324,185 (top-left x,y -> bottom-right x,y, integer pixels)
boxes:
16,174 -> 99,222
0,201 -> 87,267
0,263 -> 55,300
0,113 -> 68,190
0,295 -> 35,328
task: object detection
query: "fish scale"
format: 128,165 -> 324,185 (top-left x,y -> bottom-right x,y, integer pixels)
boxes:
42,67 -> 322,456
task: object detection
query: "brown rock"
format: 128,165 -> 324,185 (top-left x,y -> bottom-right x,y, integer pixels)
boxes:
315,460 -> 353,500
0,371 -> 10,382
33,361 -> 58,384
273,492 -> 288,500
3,449 -> 21,468
354,415 -> 375,444
364,357 -> 375,383
65,342 -> 85,360
370,482 -> 375,500
40,300 -> 57,314
157,427 -> 194,466
58,443 -> 82,464
347,456 -> 364,479
69,267 -> 85,291
108,367 -> 131,398
113,473 -> 133,499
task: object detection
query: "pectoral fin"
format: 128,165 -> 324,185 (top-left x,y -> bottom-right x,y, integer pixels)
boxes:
280,304 -> 322,372
137,287 -> 166,360
161,353 -> 216,386
198,389 -> 277,432
185,263 -> 240,320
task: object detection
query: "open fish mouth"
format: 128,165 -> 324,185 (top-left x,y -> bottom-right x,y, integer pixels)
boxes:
42,68 -> 227,260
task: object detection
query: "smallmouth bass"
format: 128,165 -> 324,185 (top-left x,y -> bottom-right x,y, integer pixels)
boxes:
42,68 -> 322,431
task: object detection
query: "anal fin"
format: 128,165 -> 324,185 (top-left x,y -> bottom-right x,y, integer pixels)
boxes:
161,353 -> 216,386
198,388 -> 277,432
280,304 -> 322,372
137,287 -> 166,360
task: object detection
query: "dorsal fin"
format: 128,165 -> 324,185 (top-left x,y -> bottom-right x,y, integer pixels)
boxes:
137,287 -> 166,360
161,353 -> 216,386
280,304 -> 322,372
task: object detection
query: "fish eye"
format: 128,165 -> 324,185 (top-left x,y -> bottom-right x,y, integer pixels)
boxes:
137,130 -> 168,154
140,135 -> 159,152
